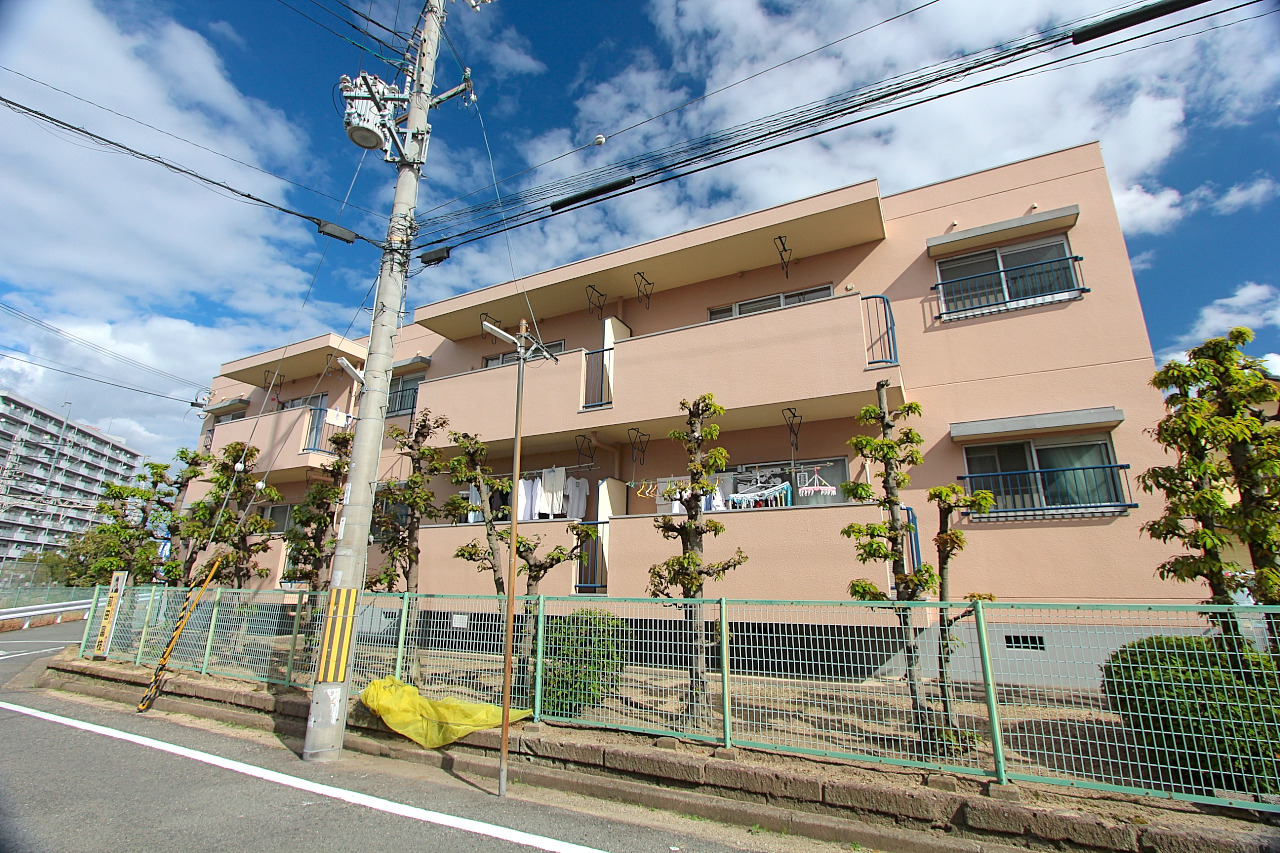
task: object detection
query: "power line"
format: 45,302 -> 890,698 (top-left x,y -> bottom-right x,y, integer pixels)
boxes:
0,94 -> 382,247
0,64 -> 388,222
0,351 -> 198,405
418,0 -> 1264,250
0,301 -> 203,390
270,0 -> 408,70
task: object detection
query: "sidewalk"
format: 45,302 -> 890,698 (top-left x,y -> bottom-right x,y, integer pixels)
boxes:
35,649 -> 1280,853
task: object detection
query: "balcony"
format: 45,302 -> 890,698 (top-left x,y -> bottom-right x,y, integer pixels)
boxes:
958,464 -> 1137,521
934,256 -> 1086,321
386,386 -> 418,418
418,292 -> 900,449
207,406 -> 351,483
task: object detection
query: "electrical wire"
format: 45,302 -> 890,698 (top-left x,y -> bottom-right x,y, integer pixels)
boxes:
0,94 -> 383,247
0,64 -> 388,222
0,351 -> 197,404
420,0 -> 1268,250
270,0 -> 409,70
0,301 -> 204,390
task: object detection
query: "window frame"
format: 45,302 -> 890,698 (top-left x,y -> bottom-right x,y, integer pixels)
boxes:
386,372 -> 424,416
961,433 -> 1132,519
482,340 -> 566,368
708,284 -> 833,322
935,236 -> 1083,321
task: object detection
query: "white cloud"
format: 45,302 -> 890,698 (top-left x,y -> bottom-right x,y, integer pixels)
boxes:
1156,281 -> 1280,363
1213,175 -> 1280,215
1129,250 -> 1156,272
1113,184 -> 1186,235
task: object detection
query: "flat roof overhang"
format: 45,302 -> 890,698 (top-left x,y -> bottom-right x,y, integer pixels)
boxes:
415,180 -> 884,341
219,333 -> 367,387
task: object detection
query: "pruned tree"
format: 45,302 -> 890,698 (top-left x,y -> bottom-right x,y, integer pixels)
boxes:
840,380 -> 941,750
369,409 -> 450,592
446,431 -> 510,594
648,393 -> 747,726
1140,327 -> 1280,650
456,522 -> 598,703
282,432 -> 352,591
927,483 -> 995,732
180,442 -> 281,588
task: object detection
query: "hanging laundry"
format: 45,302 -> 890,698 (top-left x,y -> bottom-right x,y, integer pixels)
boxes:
539,466 -> 566,516
467,484 -> 483,523
517,476 -> 541,521
565,476 -> 589,519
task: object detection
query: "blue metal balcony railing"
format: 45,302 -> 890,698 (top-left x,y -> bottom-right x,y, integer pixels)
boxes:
861,294 -> 899,366
934,256 -> 1086,320
958,464 -> 1137,520
583,348 -> 612,409
303,407 -> 348,455
386,386 -> 418,416
575,521 -> 606,594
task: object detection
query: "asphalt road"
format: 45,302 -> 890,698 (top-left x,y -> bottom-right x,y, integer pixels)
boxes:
0,622 -> 879,853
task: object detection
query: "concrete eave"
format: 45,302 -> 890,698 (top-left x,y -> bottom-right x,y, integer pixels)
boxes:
927,204 -> 1080,258
950,406 -> 1124,443
219,333 -> 367,387
415,179 -> 884,341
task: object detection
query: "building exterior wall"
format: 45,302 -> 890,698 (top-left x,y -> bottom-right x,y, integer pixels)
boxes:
200,143 -> 1196,602
0,391 -> 142,576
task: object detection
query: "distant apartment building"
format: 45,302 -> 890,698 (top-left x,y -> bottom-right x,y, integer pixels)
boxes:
0,391 -> 142,569
196,142 -> 1194,603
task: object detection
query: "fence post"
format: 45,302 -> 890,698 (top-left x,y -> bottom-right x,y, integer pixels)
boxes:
394,590 -> 411,681
285,592 -> 305,687
79,585 -> 102,657
134,585 -> 159,666
973,600 -> 1008,785
200,588 -> 223,676
43,585 -> 52,603
719,598 -> 732,749
533,595 -> 546,722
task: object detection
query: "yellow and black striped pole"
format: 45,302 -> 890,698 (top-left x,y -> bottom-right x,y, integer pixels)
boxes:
313,588 -> 359,685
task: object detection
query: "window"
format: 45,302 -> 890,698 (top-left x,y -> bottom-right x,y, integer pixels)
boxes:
962,435 -> 1131,517
279,393 -> 327,411
709,285 -> 833,321
387,373 -> 423,416
482,340 -> 565,368
936,238 -> 1082,320
660,457 -> 849,510
262,504 -> 296,534
213,410 -> 246,425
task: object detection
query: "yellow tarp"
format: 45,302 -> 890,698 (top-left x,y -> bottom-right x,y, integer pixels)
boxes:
360,676 -> 531,749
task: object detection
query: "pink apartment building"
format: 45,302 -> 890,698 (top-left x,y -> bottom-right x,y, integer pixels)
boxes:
197,142 -> 1196,603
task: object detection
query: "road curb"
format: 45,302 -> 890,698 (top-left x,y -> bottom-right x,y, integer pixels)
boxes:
34,653 -> 1280,853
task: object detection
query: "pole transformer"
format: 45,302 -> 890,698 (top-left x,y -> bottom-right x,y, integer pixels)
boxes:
303,0 -> 486,763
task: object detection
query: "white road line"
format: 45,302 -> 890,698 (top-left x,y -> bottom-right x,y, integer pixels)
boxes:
0,700 -> 609,853
0,647 -> 65,659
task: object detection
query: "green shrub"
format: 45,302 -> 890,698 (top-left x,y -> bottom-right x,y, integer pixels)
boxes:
541,608 -> 627,718
1101,634 -> 1280,795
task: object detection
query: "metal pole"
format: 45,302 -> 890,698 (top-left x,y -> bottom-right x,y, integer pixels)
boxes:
499,319 -> 529,798
533,593 -> 546,722
285,591 -> 304,686
200,588 -> 223,676
135,585 -> 158,666
79,584 -> 101,656
303,3 -> 445,763
973,600 -> 1009,785
719,597 -> 732,749
394,590 -> 411,681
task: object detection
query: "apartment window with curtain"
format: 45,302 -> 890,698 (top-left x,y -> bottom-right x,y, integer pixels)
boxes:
279,393 -> 327,411
936,237 -> 1083,320
962,434 -> 1131,516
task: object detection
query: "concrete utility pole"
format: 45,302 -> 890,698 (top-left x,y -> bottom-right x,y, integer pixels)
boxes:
303,0 -> 487,763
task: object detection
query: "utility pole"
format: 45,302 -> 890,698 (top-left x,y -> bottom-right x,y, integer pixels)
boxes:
302,0 -> 488,764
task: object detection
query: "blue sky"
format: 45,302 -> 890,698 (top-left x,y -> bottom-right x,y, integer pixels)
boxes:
0,0 -> 1276,462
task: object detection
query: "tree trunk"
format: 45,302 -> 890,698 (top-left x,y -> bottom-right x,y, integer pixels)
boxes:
477,480 -> 505,595
515,576 -> 539,709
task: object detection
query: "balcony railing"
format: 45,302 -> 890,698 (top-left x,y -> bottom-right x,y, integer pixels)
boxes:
576,521 -> 606,594
958,464 -> 1137,521
861,294 -> 899,366
302,407 -> 350,455
386,386 -> 418,417
935,256 -> 1086,321
583,348 -> 613,409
